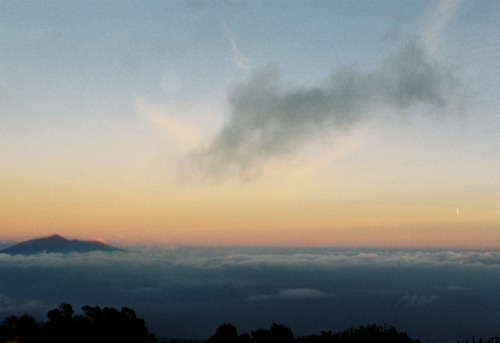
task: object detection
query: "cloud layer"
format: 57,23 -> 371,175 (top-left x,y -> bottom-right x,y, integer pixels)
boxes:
195,41 -> 458,172
1,247 -> 499,342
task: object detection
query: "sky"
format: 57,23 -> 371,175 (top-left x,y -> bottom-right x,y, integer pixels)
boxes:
1,0 -> 499,248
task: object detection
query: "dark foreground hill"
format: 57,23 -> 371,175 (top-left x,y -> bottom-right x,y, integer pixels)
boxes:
0,234 -> 124,255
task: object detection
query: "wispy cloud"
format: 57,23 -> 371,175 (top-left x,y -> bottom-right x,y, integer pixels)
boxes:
0,294 -> 47,313
398,293 -> 440,307
249,288 -> 333,301
421,0 -> 461,56
137,101 -> 205,151
224,24 -> 251,71
193,40 -> 459,174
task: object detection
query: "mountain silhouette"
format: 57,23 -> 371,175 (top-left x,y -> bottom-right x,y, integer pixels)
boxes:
0,234 -> 125,255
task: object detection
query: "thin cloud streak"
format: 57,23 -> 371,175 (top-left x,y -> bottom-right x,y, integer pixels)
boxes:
0,294 -> 47,313
398,293 -> 440,307
422,0 -> 461,56
137,101 -> 205,151
224,24 -> 251,71
249,288 -> 333,301
193,41 -> 458,174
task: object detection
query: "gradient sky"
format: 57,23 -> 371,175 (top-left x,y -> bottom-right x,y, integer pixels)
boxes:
1,0 -> 499,248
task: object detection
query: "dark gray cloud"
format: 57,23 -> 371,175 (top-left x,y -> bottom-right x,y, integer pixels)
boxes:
194,41 -> 458,172
0,248 -> 499,342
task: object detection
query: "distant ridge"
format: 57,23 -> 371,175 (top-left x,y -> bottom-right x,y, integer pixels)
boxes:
0,234 -> 125,255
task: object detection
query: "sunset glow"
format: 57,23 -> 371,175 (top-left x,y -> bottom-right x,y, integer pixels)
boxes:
0,1 -> 498,249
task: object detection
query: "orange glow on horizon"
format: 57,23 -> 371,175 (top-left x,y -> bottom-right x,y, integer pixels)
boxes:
1,141 -> 498,250
2,220 -> 499,250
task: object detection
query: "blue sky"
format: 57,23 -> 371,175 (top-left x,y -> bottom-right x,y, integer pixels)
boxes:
0,0 -> 499,247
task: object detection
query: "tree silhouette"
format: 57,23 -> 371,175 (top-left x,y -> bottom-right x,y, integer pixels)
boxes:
47,303 -> 74,322
16,314 -> 38,343
208,323 -> 239,343
295,324 -> 420,343
0,314 -> 39,343
252,323 -> 294,343
0,303 -> 155,343
2,305 -> 499,343
43,303 -> 77,343
0,316 -> 19,342
208,323 -> 423,343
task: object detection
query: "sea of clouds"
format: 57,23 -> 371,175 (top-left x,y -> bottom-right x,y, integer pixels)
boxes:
1,247 -> 500,342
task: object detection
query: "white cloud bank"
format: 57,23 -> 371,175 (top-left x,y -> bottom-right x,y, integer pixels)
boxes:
1,248 -> 500,269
